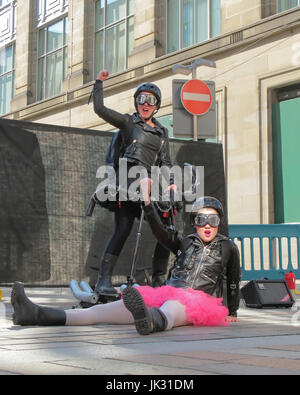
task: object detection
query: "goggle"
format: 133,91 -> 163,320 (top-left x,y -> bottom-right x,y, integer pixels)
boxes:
137,94 -> 158,106
194,214 -> 220,228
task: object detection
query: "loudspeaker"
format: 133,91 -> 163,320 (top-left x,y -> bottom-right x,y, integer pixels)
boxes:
241,279 -> 295,308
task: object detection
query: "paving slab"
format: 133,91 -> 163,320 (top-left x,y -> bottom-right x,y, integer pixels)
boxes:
1,285 -> 300,376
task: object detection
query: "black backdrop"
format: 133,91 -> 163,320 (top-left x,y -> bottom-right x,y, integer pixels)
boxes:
0,119 -> 227,286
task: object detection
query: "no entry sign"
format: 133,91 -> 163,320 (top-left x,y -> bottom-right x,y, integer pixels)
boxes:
181,79 -> 212,116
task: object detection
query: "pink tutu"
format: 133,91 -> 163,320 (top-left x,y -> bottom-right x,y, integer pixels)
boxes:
136,285 -> 229,327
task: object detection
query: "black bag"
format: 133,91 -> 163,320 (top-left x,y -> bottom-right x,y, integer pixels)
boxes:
105,131 -> 124,170
96,131 -> 124,211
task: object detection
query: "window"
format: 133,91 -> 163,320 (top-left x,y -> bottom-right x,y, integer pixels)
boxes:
94,0 -> 134,77
167,0 -> 221,54
0,43 -> 15,115
0,0 -> 16,114
278,0 -> 300,11
263,0 -> 300,17
0,0 -> 16,47
37,17 -> 68,101
0,0 -> 10,6
37,0 -> 68,27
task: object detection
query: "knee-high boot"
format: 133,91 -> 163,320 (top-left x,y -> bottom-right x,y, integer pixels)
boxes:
151,257 -> 170,287
122,286 -> 168,335
11,282 -> 66,326
94,253 -> 118,295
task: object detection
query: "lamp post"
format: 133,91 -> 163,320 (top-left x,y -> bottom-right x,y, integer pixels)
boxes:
172,58 -> 216,142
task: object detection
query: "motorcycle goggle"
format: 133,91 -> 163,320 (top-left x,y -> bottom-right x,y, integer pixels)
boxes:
137,93 -> 158,106
194,213 -> 220,228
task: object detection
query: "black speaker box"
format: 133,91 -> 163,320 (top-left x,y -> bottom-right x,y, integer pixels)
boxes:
241,279 -> 295,308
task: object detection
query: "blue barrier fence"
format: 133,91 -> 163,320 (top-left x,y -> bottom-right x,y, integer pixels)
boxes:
229,224 -> 300,281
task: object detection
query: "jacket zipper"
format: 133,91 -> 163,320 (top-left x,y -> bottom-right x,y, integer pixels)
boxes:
153,139 -> 165,166
127,139 -> 137,153
200,273 -> 217,284
191,239 -> 218,288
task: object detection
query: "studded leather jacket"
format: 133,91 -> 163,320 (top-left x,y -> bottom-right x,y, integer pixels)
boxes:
143,203 -> 241,317
92,80 -> 173,180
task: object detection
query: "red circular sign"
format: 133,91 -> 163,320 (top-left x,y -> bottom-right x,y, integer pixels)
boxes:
181,79 -> 212,116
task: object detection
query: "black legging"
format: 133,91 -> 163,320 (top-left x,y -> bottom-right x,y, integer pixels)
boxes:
105,203 -> 170,261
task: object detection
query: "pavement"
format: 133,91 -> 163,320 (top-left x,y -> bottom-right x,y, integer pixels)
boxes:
0,284 -> 300,377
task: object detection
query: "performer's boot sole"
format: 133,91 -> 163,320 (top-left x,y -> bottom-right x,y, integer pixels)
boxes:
122,287 -> 152,335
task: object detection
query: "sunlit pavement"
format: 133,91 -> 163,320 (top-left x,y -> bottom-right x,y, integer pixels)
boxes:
1,285 -> 300,375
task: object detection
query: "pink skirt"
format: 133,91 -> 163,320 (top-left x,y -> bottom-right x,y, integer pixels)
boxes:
136,285 -> 229,327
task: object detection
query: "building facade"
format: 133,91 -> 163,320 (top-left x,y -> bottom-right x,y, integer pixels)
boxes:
1,0 -> 300,225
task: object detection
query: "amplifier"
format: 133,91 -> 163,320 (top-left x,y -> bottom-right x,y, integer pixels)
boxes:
241,279 -> 295,308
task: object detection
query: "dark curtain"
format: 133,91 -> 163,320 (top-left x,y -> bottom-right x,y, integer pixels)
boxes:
0,120 -> 50,283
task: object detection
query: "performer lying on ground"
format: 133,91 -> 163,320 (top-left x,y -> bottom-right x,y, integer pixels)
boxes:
11,184 -> 241,335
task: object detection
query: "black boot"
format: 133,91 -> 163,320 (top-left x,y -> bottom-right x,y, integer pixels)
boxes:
94,253 -> 118,295
11,282 -> 66,326
152,257 -> 170,287
122,286 -> 168,335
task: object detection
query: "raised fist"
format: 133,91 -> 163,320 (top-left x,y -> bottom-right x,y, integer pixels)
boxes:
97,70 -> 109,81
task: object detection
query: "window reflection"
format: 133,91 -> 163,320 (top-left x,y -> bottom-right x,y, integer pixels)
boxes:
37,17 -> 68,101
94,0 -> 134,78
167,0 -> 221,54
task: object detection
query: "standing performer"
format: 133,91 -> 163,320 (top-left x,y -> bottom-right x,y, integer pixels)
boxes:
91,70 -> 177,296
11,192 -> 240,335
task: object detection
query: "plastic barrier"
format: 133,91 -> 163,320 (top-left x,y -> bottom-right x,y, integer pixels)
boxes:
229,224 -> 300,280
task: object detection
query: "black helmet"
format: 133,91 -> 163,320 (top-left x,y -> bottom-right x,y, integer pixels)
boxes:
190,196 -> 224,226
134,82 -> 161,111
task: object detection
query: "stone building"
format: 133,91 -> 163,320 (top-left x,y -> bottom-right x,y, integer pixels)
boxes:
1,0 -> 300,225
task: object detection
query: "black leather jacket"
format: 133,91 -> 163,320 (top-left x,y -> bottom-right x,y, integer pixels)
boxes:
92,80 -> 173,179
143,203 -> 241,317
